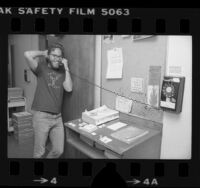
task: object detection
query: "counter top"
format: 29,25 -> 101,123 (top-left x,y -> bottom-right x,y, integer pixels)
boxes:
64,118 -> 161,156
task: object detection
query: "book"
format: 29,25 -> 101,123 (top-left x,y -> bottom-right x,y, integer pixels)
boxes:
13,125 -> 33,132
8,97 -> 25,103
13,120 -> 33,132
12,118 -> 32,125
12,111 -> 32,117
14,131 -> 34,141
12,112 -> 32,121
14,127 -> 33,134
82,105 -> 119,126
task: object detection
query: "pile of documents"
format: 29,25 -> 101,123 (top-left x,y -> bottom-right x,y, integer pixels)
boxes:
12,112 -> 33,142
8,87 -> 24,102
82,105 -> 119,126
80,124 -> 98,133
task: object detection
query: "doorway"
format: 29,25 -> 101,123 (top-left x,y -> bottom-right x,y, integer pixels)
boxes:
47,35 -> 96,122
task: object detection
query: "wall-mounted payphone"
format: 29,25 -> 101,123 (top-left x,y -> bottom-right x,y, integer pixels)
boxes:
160,76 -> 185,113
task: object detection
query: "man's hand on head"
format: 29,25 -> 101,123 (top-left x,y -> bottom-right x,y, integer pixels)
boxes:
43,50 -> 48,58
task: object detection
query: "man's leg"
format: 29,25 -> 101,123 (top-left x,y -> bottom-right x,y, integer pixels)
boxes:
46,116 -> 64,158
32,111 -> 51,158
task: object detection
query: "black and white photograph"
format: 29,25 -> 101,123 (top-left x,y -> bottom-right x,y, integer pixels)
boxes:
7,35 -> 192,159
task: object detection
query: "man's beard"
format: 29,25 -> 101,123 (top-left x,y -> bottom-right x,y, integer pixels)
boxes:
51,61 -> 60,69
47,58 -> 60,70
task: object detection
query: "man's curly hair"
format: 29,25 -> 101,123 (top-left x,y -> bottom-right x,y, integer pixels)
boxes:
47,43 -> 65,57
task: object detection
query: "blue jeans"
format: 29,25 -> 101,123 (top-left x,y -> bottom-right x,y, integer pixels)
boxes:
32,111 -> 64,158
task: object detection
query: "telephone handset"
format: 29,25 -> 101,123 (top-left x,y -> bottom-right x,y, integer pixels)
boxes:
160,76 -> 185,113
59,61 -> 64,67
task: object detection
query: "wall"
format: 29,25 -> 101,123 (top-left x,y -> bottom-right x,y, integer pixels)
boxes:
101,35 -> 167,123
101,35 -> 192,159
161,36 -> 192,159
8,35 -> 40,113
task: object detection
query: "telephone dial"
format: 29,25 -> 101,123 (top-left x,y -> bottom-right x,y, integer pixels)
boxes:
160,76 -> 185,113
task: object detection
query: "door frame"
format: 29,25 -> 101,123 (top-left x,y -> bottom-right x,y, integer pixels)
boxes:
94,35 -> 102,108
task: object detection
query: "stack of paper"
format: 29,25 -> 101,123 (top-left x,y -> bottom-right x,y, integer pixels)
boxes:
82,105 -> 119,126
8,87 -> 24,102
12,112 -> 33,142
80,124 -> 98,133
8,87 -> 23,98
8,97 -> 25,103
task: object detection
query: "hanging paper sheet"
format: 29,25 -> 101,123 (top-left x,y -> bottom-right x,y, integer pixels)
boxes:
106,48 -> 123,79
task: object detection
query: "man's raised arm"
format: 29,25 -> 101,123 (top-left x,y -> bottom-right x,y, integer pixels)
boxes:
24,50 -> 47,72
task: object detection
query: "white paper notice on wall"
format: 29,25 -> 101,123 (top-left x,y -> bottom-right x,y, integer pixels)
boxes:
131,77 -> 144,93
106,48 -> 123,79
168,66 -> 182,76
115,95 -> 133,113
147,85 -> 159,107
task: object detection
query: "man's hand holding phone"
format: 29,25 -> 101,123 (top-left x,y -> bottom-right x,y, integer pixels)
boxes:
61,58 -> 69,71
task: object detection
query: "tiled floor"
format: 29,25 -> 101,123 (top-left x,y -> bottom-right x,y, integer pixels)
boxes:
7,132 -> 34,158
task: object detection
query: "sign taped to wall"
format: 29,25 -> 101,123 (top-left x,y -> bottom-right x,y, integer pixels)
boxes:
106,48 -> 123,79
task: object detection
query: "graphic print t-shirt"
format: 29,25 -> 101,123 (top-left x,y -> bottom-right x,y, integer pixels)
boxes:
31,58 -> 65,114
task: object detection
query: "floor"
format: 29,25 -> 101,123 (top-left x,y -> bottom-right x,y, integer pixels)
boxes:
7,132 -> 34,158
7,132 -> 64,158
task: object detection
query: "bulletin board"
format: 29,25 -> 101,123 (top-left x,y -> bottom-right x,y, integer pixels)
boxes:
101,35 -> 168,123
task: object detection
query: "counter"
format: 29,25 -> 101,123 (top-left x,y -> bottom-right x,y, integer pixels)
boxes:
64,113 -> 162,159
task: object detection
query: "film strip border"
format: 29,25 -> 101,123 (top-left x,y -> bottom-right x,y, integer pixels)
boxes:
6,160 -> 198,187
0,8 -> 200,187
5,16 -> 193,34
0,8 -> 199,34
